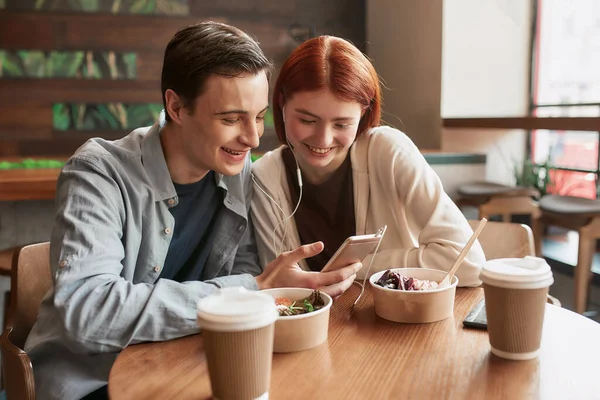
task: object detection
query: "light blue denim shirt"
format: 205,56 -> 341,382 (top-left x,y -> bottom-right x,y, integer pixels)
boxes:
25,115 -> 261,399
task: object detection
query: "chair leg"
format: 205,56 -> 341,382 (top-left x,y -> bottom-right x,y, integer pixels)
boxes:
532,217 -> 544,258
575,230 -> 594,314
3,290 -> 9,329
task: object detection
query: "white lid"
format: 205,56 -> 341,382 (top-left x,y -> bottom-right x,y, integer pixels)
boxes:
197,287 -> 278,332
480,256 -> 554,289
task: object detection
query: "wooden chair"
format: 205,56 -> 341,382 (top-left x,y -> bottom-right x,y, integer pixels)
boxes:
468,220 -> 561,307
458,182 -> 541,255
532,195 -> 600,314
1,247 -> 20,331
1,242 -> 51,400
0,247 -> 18,277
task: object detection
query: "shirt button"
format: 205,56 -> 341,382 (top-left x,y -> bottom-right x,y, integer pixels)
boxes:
164,227 -> 172,235
237,225 -> 244,232
59,260 -> 67,268
154,265 -> 161,272
167,198 -> 176,206
226,198 -> 233,204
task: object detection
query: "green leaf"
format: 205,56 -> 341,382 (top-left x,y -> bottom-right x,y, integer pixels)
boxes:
155,0 -> 189,15
66,52 -> 85,77
47,51 -> 85,78
126,104 -> 161,128
122,53 -> 137,79
94,104 -> 120,129
2,53 -> 23,77
53,103 -> 71,131
18,50 -> 46,77
130,0 -> 154,14
0,50 -> 5,77
80,0 -> 99,11
303,299 -> 314,312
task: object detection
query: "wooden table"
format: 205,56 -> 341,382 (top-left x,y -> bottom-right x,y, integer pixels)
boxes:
0,168 -> 60,201
108,286 -> 600,399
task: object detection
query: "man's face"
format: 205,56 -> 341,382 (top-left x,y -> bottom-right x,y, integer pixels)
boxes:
176,72 -> 269,177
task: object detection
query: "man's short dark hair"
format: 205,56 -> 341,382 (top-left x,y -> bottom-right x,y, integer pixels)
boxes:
161,21 -> 274,121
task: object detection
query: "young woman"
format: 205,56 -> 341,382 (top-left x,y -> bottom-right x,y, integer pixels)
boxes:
251,35 -> 484,286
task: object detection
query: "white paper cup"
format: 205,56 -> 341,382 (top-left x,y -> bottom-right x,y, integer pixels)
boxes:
197,287 -> 278,400
480,256 -> 554,360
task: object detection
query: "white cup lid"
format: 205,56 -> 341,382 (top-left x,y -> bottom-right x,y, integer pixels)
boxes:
480,256 -> 554,289
197,287 -> 278,332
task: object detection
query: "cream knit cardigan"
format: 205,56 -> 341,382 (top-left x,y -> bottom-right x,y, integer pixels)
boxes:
251,126 -> 484,287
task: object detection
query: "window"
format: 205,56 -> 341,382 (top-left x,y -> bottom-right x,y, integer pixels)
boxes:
530,0 -> 600,198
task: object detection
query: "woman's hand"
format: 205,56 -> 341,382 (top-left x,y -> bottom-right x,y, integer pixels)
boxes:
256,241 -> 362,298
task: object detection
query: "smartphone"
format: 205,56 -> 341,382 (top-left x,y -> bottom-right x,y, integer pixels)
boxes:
463,299 -> 487,330
321,226 -> 386,273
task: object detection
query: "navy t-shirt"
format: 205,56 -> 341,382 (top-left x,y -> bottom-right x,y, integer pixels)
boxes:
160,171 -> 223,282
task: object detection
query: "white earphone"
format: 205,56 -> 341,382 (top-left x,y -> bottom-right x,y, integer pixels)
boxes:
252,105 -> 303,256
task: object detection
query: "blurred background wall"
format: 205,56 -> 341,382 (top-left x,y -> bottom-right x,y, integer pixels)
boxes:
0,0 -> 366,157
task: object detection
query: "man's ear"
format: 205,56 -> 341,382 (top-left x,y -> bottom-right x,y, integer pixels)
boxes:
164,89 -> 184,125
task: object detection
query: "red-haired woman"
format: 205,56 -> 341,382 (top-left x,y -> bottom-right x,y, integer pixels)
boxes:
251,36 -> 484,287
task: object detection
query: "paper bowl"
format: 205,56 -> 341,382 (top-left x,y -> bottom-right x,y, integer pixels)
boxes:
369,268 -> 458,323
260,288 -> 332,353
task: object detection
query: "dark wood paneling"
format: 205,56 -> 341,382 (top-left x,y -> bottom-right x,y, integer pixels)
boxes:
0,80 -> 161,105
0,105 -> 52,128
444,117 -> 600,132
0,12 -> 193,51
0,12 -> 296,52
136,51 -> 164,81
0,128 -> 51,140
0,2 -> 366,158
0,137 -> 103,157
189,0 -> 366,51
0,130 -> 127,153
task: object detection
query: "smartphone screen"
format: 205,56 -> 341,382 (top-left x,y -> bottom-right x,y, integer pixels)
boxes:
320,236 -> 380,273
463,299 -> 487,330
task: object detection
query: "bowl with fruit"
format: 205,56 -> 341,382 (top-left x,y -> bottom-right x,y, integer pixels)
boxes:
369,268 -> 458,323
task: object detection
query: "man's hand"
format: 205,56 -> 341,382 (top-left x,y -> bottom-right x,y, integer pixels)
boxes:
256,242 -> 362,298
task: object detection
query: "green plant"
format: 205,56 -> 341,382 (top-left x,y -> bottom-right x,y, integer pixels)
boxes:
0,50 -> 135,79
7,0 -> 188,14
53,103 -> 163,131
514,158 -> 554,197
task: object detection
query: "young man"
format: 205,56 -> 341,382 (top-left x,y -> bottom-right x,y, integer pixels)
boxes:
25,21 -> 360,400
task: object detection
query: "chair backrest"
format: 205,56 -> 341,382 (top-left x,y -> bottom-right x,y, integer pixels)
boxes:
1,327 -> 35,400
1,242 -> 51,399
9,242 -> 52,348
468,220 -> 535,260
467,220 -> 561,307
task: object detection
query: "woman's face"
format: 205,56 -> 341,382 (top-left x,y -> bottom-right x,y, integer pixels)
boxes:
282,89 -> 363,183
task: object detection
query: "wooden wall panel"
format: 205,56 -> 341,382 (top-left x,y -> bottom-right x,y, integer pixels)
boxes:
0,80 -> 161,105
0,12 -> 298,52
0,105 -> 52,128
0,1 -> 366,157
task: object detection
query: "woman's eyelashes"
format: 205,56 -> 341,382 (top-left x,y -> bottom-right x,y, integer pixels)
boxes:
299,118 -> 353,130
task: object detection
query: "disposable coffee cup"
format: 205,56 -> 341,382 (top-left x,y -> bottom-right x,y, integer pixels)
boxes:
197,287 -> 278,400
480,256 -> 554,361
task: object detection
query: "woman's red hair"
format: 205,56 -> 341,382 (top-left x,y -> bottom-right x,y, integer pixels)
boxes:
273,35 -> 382,145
